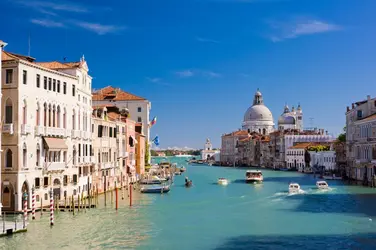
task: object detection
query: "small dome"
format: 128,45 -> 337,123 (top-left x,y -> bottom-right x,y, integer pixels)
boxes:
278,115 -> 296,125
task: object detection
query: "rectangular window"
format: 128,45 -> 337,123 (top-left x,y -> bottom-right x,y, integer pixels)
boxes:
5,105 -> 12,124
98,125 -> 103,138
44,76 -> 47,89
5,69 -> 13,84
72,84 -> 76,96
36,74 -> 40,88
35,178 -> 40,188
73,174 -> 78,184
63,175 -> 68,186
57,80 -> 60,93
48,78 -> 52,90
138,117 -> 142,123
109,127 -> 113,137
138,107 -> 142,112
23,70 -> 27,84
63,82 -> 67,94
53,79 -> 56,91
357,110 -> 362,118
44,177 -> 49,187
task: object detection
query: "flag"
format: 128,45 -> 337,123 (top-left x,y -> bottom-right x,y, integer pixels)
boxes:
152,135 -> 159,146
149,116 -> 157,127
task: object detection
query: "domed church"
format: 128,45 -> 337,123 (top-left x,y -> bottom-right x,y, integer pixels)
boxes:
277,104 -> 303,131
242,89 -> 275,135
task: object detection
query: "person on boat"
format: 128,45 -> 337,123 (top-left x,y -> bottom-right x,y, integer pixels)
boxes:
185,177 -> 188,183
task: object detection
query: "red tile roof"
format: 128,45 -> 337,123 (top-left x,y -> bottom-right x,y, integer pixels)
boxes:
2,51 -> 35,62
356,113 -> 376,123
92,86 -> 146,101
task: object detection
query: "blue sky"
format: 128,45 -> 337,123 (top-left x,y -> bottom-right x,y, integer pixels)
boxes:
1,0 -> 376,149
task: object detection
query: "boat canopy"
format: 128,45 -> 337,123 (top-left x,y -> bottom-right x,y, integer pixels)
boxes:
246,170 -> 262,173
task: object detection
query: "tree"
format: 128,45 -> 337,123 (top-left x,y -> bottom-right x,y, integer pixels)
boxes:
337,126 -> 346,143
151,149 -> 158,157
145,141 -> 150,165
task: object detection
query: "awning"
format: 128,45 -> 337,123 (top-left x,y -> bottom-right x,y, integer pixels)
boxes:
43,137 -> 68,151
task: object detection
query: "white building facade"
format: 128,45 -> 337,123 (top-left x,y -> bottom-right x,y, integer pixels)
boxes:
309,151 -> 336,171
346,95 -> 376,182
0,40 -> 7,213
277,104 -> 303,131
201,138 -> 220,161
1,51 -> 93,211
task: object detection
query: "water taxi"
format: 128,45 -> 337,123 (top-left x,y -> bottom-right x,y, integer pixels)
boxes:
316,181 -> 329,190
180,167 -> 186,173
185,177 -> 192,187
140,176 -> 167,185
245,170 -> 263,183
140,185 -> 170,193
288,183 -> 302,194
217,178 -> 228,185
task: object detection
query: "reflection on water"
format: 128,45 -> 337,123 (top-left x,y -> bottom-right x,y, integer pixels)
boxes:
3,157 -> 376,250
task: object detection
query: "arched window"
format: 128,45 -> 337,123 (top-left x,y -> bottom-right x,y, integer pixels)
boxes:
43,103 -> 47,126
73,146 -> 77,165
57,106 -> 61,128
262,128 -> 266,135
129,136 -> 134,147
23,143 -> 27,168
78,111 -> 81,130
5,98 -> 13,124
53,105 -> 56,127
22,100 -> 27,124
109,149 -> 112,162
48,104 -> 52,127
63,108 -> 67,129
5,149 -> 12,168
36,143 -> 41,167
72,110 -> 76,130
36,103 -> 40,126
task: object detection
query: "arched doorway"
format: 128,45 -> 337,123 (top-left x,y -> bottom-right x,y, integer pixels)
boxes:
53,178 -> 61,200
21,181 -> 30,209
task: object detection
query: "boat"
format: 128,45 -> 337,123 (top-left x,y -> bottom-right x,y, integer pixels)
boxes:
140,176 -> 167,185
140,185 -> 170,193
288,183 -> 302,194
217,178 -> 228,185
185,177 -> 192,187
323,174 -> 342,180
174,171 -> 182,175
316,181 -> 329,189
180,167 -> 186,173
245,170 -> 263,183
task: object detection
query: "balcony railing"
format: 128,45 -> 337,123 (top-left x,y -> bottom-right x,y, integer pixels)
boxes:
100,162 -> 113,170
72,130 -> 80,138
45,127 -> 65,137
35,126 -> 45,136
119,151 -> 129,158
2,124 -> 14,134
44,162 -> 66,171
21,124 -> 33,135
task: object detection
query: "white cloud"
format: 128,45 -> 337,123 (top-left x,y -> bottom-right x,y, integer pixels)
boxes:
146,77 -> 161,83
30,19 -> 64,28
196,37 -> 220,43
269,18 -> 342,42
175,70 -> 194,77
73,21 -> 126,35
14,0 -> 88,13
175,69 -> 221,78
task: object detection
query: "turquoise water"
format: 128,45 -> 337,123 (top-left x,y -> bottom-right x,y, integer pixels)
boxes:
2,157 -> 376,249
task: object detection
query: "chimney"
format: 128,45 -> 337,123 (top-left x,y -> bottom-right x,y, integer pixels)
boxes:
346,106 -> 350,112
367,95 -> 371,100
326,130 -> 328,135
352,103 -> 355,109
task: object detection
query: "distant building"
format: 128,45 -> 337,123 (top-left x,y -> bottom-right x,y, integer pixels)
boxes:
277,104 -> 303,131
156,152 -> 166,157
0,40 -> 7,213
220,130 -> 249,165
201,138 -> 220,161
345,95 -> 376,183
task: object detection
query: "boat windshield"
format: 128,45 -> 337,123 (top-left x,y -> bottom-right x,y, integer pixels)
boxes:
246,172 -> 262,177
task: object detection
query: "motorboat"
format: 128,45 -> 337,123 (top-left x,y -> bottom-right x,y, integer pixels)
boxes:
140,185 -> 170,193
316,181 -> 329,190
217,178 -> 228,185
323,174 -> 342,180
180,167 -> 186,173
288,183 -> 303,194
245,170 -> 263,183
140,176 -> 167,185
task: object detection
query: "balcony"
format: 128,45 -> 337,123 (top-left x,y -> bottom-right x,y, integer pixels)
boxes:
35,126 -> 45,136
100,162 -> 113,170
45,162 -> 66,171
119,151 -> 129,158
71,130 -> 80,138
21,124 -> 33,135
2,123 -> 13,134
45,127 -> 65,137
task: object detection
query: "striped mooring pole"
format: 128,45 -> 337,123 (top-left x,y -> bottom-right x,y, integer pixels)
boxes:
23,191 -> 28,228
50,189 -> 54,226
32,186 -> 36,220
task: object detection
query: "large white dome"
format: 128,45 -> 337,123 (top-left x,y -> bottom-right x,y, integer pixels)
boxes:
244,105 -> 274,122
242,89 -> 275,135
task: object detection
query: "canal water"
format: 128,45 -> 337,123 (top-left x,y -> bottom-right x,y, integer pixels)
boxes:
2,157 -> 376,249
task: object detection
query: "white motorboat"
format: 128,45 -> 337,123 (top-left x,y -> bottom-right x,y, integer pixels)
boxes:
217,178 -> 228,185
288,183 -> 302,194
246,170 -> 263,183
316,181 -> 329,190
